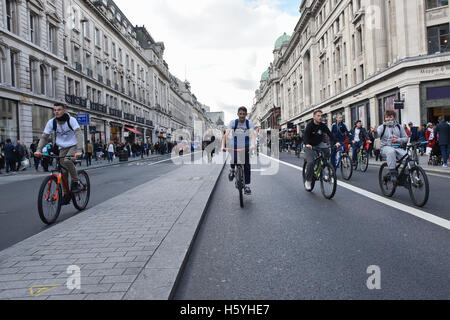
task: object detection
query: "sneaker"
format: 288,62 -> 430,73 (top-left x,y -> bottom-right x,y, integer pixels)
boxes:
228,170 -> 235,182
244,186 -> 252,195
71,181 -> 82,193
443,164 -> 448,168
305,181 -> 312,191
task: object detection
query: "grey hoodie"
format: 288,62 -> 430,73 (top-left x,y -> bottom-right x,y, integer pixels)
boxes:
377,122 -> 409,148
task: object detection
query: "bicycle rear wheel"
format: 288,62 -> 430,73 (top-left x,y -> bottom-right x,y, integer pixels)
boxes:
360,152 -> 369,172
340,155 -> 353,180
38,175 -> 62,225
379,163 -> 396,197
72,171 -> 91,211
320,164 -> 337,200
408,166 -> 429,207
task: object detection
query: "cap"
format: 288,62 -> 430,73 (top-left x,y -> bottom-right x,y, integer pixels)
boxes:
408,122 -> 413,125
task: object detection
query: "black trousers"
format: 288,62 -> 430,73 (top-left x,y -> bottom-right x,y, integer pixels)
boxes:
230,148 -> 251,185
86,153 -> 92,166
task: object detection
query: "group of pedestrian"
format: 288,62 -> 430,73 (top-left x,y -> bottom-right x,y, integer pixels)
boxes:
0,139 -> 31,174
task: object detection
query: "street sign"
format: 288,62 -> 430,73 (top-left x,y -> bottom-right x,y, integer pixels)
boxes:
76,114 -> 90,126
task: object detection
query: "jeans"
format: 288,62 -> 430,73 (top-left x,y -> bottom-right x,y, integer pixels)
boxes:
107,152 -> 114,163
440,144 -> 449,165
352,141 -> 362,165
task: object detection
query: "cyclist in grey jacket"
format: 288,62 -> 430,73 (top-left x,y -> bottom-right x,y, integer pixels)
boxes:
377,110 -> 409,183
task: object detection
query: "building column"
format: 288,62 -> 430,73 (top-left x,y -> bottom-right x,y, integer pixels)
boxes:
400,84 -> 421,126
369,97 -> 378,127
19,101 -> 33,146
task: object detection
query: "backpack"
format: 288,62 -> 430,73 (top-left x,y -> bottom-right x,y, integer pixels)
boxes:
380,123 -> 401,139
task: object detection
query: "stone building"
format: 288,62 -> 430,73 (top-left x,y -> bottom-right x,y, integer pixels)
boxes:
0,0 -> 217,148
0,0 -> 66,144
253,0 -> 450,134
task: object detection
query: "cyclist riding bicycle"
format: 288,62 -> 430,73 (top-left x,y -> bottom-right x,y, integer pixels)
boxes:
331,113 -> 353,167
222,106 -> 256,195
350,120 -> 370,168
304,110 -> 340,191
35,103 -> 84,193
377,110 -> 409,184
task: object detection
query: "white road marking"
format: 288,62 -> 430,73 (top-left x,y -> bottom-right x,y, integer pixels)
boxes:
261,154 -> 450,230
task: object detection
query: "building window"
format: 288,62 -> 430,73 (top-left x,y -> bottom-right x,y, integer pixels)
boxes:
10,51 -> 18,87
48,24 -> 57,55
427,24 -> 450,54
95,28 -> 100,47
6,0 -> 17,34
29,59 -> 35,92
82,20 -> 90,38
40,65 -> 46,95
29,11 -> 39,44
426,0 -> 449,10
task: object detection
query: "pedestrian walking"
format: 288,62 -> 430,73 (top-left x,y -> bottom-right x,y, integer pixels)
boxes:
30,139 -> 41,172
0,142 -> 5,174
86,141 -> 93,166
107,141 -> 115,163
408,122 -> 419,143
436,116 -> 450,168
15,140 -> 25,171
4,139 -> 16,173
426,123 -> 436,155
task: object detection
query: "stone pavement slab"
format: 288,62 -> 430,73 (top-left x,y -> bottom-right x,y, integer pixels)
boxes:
0,159 -> 224,300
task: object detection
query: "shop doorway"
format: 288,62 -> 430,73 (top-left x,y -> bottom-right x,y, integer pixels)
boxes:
428,107 -> 450,124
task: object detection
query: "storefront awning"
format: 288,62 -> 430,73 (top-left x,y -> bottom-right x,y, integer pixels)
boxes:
125,127 -> 143,135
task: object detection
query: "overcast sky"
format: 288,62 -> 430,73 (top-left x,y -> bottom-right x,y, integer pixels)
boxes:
114,0 -> 300,123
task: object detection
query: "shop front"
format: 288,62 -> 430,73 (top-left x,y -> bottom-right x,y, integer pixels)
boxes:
89,118 -> 106,144
110,122 -> 122,144
377,90 -> 401,125
124,126 -> 143,143
420,80 -> 450,124
0,98 -> 19,143
350,100 -> 371,129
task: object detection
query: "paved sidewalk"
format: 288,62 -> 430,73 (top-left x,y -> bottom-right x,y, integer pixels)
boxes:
0,160 -> 224,300
0,154 -> 169,185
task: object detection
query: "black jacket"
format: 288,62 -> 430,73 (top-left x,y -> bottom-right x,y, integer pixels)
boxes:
304,120 -> 336,146
436,121 -> 450,146
350,127 -> 369,143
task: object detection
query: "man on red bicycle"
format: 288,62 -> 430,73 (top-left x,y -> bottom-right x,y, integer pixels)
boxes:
35,103 -> 83,193
222,106 -> 256,195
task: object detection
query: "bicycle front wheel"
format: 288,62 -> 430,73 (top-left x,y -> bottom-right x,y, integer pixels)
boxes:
72,171 -> 91,211
320,164 -> 337,200
38,175 -> 62,225
408,166 -> 429,207
236,167 -> 244,208
340,155 -> 353,181
360,152 -> 369,172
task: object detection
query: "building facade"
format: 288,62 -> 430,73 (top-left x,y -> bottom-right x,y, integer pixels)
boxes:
0,0 -> 217,148
0,0 -> 66,144
252,0 -> 450,134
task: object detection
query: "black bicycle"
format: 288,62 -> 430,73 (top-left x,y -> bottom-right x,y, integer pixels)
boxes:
335,145 -> 353,181
302,146 -> 337,200
226,148 -> 247,208
37,155 -> 90,224
379,141 -> 430,207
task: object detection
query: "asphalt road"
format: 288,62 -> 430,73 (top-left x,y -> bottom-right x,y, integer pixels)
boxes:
174,152 -> 450,300
0,155 -> 178,251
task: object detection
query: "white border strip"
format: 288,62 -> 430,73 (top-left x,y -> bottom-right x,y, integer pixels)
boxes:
261,154 -> 450,230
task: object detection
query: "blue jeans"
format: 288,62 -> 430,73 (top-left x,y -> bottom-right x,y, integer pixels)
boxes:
352,141 -> 362,165
107,152 -> 114,163
441,145 -> 449,165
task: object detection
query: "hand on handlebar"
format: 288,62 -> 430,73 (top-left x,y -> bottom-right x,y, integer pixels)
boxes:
34,152 -> 42,158
306,145 -> 313,150
73,152 -> 83,159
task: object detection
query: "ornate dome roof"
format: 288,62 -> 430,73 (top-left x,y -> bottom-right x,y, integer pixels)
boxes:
275,32 -> 291,49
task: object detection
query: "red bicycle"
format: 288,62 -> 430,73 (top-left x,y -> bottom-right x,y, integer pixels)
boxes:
37,155 -> 90,225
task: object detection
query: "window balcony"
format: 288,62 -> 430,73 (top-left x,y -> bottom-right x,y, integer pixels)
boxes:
90,102 -> 107,113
